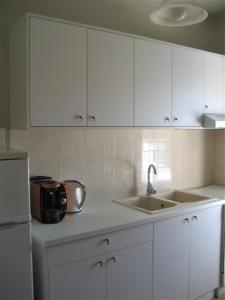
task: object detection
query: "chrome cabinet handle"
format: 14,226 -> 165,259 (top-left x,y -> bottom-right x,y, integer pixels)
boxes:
164,117 -> 170,122
103,238 -> 109,245
184,218 -> 189,224
88,115 -> 96,121
173,117 -> 179,122
204,105 -> 209,109
108,257 -> 116,263
74,115 -> 83,120
192,216 -> 198,222
96,260 -> 103,268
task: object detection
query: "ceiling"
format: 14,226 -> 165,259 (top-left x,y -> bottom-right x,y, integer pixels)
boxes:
2,0 -> 225,54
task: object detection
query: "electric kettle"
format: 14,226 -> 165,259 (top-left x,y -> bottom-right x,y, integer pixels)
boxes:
63,180 -> 86,213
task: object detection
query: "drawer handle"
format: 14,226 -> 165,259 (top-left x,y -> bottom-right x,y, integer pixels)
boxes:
96,260 -> 103,268
103,238 -> 110,245
109,256 -> 116,263
192,216 -> 198,222
164,117 -> 170,122
184,218 -> 189,224
173,117 -> 179,122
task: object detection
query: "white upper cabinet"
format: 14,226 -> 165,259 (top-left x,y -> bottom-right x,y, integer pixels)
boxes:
10,14 -> 225,129
172,47 -> 204,127
88,29 -> 133,126
135,39 -> 172,126
29,17 -> 87,126
204,53 -> 224,114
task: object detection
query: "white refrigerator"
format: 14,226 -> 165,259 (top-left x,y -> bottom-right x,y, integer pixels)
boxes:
0,154 -> 33,300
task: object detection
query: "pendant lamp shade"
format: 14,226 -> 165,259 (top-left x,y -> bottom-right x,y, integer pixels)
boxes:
150,0 -> 208,27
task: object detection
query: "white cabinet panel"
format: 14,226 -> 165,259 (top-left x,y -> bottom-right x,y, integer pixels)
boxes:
189,207 -> 221,299
49,255 -> 106,300
30,17 -> 87,126
107,242 -> 153,300
135,39 -> 172,126
173,47 -> 203,127
0,223 -> 33,300
153,215 -> 190,300
204,53 -> 224,114
88,29 -> 133,126
0,159 -> 29,222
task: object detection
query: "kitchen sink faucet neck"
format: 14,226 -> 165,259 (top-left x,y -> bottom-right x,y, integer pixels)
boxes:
147,164 -> 157,196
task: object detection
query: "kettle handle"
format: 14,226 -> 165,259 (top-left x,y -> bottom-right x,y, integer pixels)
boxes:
63,180 -> 86,209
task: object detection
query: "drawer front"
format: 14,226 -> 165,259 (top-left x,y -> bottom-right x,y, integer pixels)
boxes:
47,223 -> 153,267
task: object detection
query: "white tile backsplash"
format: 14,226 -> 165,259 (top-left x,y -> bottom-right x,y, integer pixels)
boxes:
10,128 -> 214,201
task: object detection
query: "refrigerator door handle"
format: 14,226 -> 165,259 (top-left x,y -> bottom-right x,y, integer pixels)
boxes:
0,221 -> 27,230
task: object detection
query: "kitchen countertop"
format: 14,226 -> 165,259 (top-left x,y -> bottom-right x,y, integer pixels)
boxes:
32,184 -> 225,247
0,147 -> 28,160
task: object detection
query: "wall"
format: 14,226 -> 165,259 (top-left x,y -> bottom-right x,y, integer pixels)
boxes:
213,130 -> 225,186
10,128 -> 214,201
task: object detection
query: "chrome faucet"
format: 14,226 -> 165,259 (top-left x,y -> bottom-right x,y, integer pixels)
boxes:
147,164 -> 157,196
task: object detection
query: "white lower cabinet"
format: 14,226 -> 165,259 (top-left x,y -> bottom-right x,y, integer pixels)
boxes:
153,206 -> 222,300
189,207 -> 221,299
107,242 -> 153,300
49,242 -> 153,300
153,213 -> 190,300
49,255 -> 106,300
33,207 -> 222,300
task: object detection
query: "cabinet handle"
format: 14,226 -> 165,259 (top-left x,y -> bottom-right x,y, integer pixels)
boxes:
164,117 -> 170,122
184,218 -> 189,224
173,117 -> 179,122
204,105 -> 209,109
103,238 -> 109,245
74,115 -> 83,120
88,115 -> 96,121
108,257 -> 116,263
96,260 -> 103,268
192,216 -> 198,222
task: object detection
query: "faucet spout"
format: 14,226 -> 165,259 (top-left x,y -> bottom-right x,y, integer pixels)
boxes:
147,164 -> 157,196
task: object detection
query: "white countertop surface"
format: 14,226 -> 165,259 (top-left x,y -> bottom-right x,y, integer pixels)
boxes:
0,147 -> 28,160
32,185 -> 225,247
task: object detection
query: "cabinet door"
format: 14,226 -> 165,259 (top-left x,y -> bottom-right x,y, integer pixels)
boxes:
189,206 -> 221,299
153,216 -> 190,300
30,17 -> 87,126
49,255 -> 106,300
204,53 -> 224,114
88,29 -> 133,126
135,39 -> 172,126
107,242 -> 153,300
172,47 -> 203,127
0,223 -> 33,300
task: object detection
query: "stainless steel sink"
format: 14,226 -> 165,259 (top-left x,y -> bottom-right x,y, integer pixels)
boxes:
154,190 -> 211,204
114,196 -> 177,214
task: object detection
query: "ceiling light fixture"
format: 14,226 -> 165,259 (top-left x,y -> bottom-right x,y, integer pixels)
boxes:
150,0 -> 208,27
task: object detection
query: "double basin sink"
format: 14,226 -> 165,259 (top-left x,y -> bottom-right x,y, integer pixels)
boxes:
114,190 -> 213,214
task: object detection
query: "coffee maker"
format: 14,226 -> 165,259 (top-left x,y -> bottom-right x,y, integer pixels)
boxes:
30,176 -> 67,224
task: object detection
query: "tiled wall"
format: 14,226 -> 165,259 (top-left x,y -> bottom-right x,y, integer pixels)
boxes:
10,128 -> 214,201
213,130 -> 225,186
